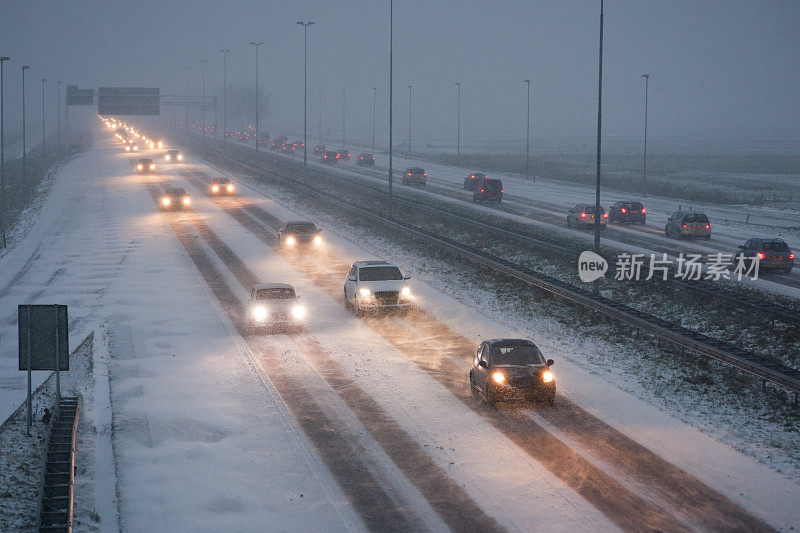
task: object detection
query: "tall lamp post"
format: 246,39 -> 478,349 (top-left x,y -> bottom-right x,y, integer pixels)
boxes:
455,81 -> 461,167
641,73 -> 649,198
184,66 -> 190,136
406,84 -> 411,155
250,41 -> 264,151
524,79 -> 531,179
0,56 -> 10,248
592,0 -> 605,293
318,89 -> 322,145
372,87 -> 376,154
22,66 -> 29,179
388,0 -> 394,206
297,21 -> 314,168
57,81 -> 62,152
220,50 -> 231,149
199,59 -> 208,144
41,78 -> 47,157
341,88 -> 345,149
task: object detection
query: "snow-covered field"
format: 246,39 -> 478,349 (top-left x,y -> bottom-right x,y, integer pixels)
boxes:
1,125 -> 799,530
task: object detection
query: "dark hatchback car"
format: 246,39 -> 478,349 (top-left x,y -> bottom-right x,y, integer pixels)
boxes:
473,178 -> 503,203
278,221 -> 323,249
136,158 -> 156,174
160,187 -> 191,211
470,339 -> 555,406
321,150 -> 339,164
337,149 -> 351,160
210,177 -> 235,196
737,238 -> 794,273
608,201 -> 646,225
464,172 -> 487,191
357,153 -> 375,166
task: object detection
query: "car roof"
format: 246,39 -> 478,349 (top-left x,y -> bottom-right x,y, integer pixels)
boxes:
485,338 -> 534,346
354,260 -> 395,267
283,220 -> 316,226
253,282 -> 295,291
166,187 -> 186,195
211,177 -> 232,182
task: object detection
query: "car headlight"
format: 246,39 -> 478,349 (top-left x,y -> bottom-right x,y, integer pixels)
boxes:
542,370 -> 554,383
137,164 -> 143,170
492,372 -> 506,385
312,234 -> 323,246
157,142 -> 163,148
226,184 -> 234,192
149,164 -> 155,170
177,155 -> 183,160
133,146 -> 138,151
211,185 -> 219,193
165,155 -> 171,160
183,197 -> 191,205
285,236 -> 296,246
162,197 -> 171,206
251,305 -> 267,321
292,305 -> 307,320
359,288 -> 371,298
400,286 -> 412,299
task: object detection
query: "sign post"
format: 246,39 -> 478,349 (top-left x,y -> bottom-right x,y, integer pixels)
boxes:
18,304 -> 69,435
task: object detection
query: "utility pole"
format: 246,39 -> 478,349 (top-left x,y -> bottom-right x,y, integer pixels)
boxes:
297,21 -> 314,167
57,81 -> 62,152
250,41 -> 264,151
524,79 -> 531,179
641,73 -> 649,198
200,59 -> 208,144
388,0 -> 393,207
372,87 -> 376,154
593,0 -> 604,294
220,50 -> 231,149
407,84 -> 411,155
455,81 -> 461,167
184,66 -> 190,137
0,56 -> 9,249
41,78 -> 47,157
22,65 -> 29,179
318,89 -> 322,145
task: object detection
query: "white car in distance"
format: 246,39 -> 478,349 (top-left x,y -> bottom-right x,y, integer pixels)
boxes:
247,283 -> 306,333
344,261 -> 413,314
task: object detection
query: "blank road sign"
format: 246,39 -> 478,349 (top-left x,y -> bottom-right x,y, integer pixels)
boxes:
18,305 -> 69,371
98,87 -> 160,115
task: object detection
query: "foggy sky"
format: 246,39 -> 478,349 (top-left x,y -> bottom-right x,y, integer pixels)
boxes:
1,0 -> 799,152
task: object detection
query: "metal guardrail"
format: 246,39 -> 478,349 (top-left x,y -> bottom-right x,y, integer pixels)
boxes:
39,396 -> 80,532
187,139 -> 800,396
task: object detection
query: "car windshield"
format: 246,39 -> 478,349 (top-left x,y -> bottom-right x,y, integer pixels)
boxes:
359,266 -> 403,281
491,343 -> 545,366
409,168 -> 425,174
285,222 -> 317,233
584,205 -> 603,215
256,288 -> 296,300
624,202 -> 643,210
684,213 -> 709,223
762,241 -> 789,252
483,179 -> 502,190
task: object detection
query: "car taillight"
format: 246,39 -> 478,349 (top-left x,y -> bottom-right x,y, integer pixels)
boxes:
423,173 -> 427,176
641,208 -> 646,213
789,253 -> 795,259
621,208 -> 626,213
757,252 -> 765,259
408,173 -> 412,176
682,224 -> 687,228
480,189 -> 485,193
580,213 -> 586,218
706,224 -> 710,229
500,189 -> 504,192
603,213 -> 608,218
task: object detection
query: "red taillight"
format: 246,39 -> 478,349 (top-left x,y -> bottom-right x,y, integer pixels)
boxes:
682,224 -> 687,228
480,189 -> 485,193
621,208 -> 626,213
408,172 -> 412,176
580,213 -> 586,218
757,252 -> 765,259
603,213 -> 608,218
641,208 -> 646,214
705,224 -> 710,229
789,253 -> 795,259
500,189 -> 504,192
423,173 -> 427,176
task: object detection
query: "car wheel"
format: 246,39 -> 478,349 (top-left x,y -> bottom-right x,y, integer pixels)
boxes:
566,216 -> 572,227
664,227 -> 670,237
469,372 -> 479,397
344,288 -> 352,310
486,385 -> 499,407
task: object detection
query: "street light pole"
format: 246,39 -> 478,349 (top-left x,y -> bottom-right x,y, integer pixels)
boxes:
341,88 -> 345,149
0,56 -> 10,249
250,41 -> 264,151
220,50 -> 231,149
406,84 -> 411,155
184,66 -> 190,136
455,81 -> 461,167
641,73 -> 649,198
593,0 -> 604,291
41,78 -> 46,158
200,59 -> 208,144
57,81 -> 62,152
372,87 -> 376,154
524,79 -> 531,179
22,66 -> 29,179
297,21 -> 314,168
388,0 -> 393,207
318,89 -> 322,145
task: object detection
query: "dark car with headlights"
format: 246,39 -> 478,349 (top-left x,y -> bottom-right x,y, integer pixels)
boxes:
210,177 -> 235,196
473,177 -> 503,203
160,187 -> 191,211
321,150 -> 339,164
736,238 -> 794,273
278,221 -> 323,249
608,201 -> 646,225
164,149 -> 184,163
136,158 -> 156,174
470,339 -> 555,406
357,153 -> 375,166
